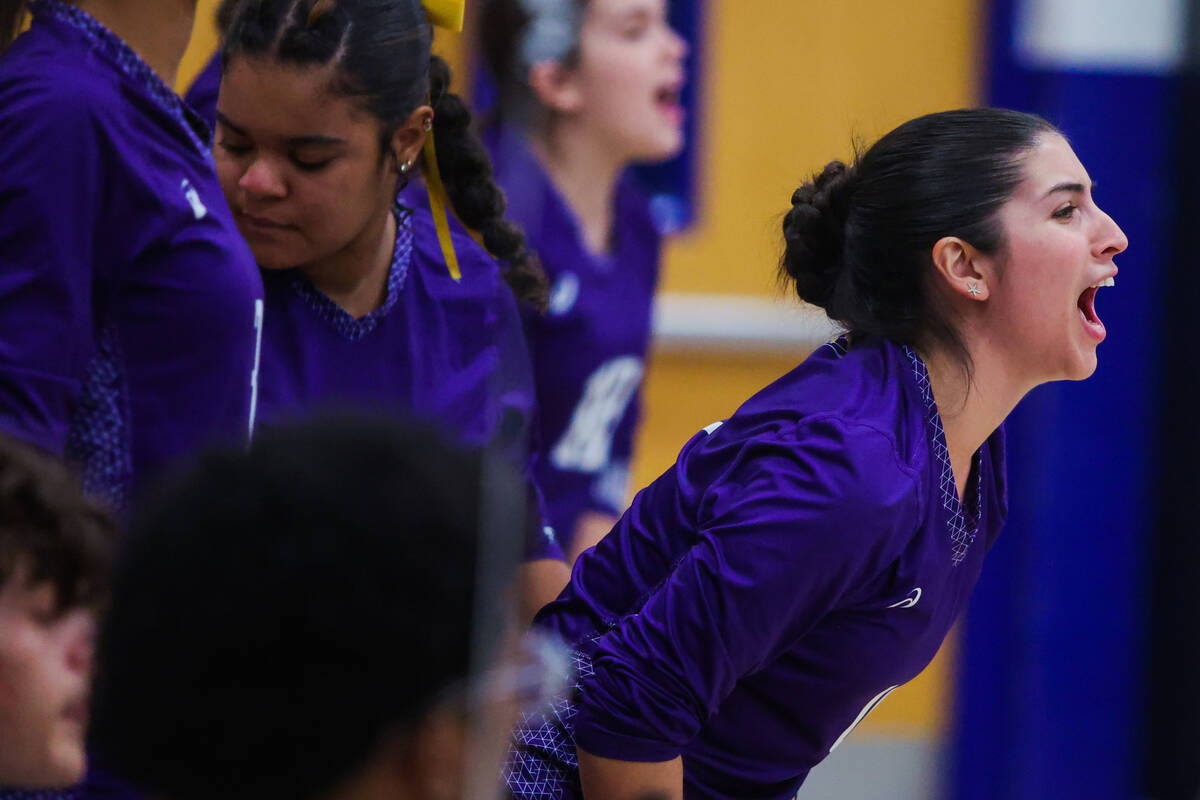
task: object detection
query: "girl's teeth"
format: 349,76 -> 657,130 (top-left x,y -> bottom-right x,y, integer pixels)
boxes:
1091,277 -> 1116,288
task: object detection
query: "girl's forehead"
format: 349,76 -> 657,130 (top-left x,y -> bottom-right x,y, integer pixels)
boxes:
221,58 -> 332,110
219,59 -> 372,137
1011,135 -> 1089,199
587,0 -> 665,21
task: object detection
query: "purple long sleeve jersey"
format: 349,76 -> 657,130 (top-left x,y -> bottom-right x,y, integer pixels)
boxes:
484,125 -> 661,550
0,0 -> 263,510
255,185 -> 558,560
506,334 -> 1007,800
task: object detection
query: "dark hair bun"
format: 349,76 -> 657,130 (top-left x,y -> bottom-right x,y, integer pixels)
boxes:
780,160 -> 857,311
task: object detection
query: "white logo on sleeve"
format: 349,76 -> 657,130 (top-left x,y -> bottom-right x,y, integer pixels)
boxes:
181,178 -> 208,220
886,587 -> 922,609
548,272 -> 580,316
550,356 -> 643,472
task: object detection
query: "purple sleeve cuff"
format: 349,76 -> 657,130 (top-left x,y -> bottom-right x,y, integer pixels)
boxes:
523,525 -> 566,563
523,475 -> 567,563
572,704 -> 684,764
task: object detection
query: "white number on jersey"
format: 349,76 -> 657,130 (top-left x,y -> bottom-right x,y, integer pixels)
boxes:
550,356 -> 644,473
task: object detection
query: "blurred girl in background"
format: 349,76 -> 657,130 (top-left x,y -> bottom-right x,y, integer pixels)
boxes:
479,0 -> 687,562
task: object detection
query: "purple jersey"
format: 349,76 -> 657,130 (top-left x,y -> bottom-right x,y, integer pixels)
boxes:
485,125 -> 661,547
505,335 -> 1008,800
256,185 -> 557,560
0,0 -> 264,510
183,51 -> 221,133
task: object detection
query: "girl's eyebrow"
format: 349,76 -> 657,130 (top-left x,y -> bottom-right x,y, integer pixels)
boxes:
214,113 -> 346,147
289,135 -> 347,147
214,112 -> 245,135
1043,181 -> 1090,198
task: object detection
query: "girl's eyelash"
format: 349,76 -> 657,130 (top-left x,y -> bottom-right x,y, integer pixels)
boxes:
292,158 -> 334,172
216,142 -> 331,172
1052,204 -> 1077,219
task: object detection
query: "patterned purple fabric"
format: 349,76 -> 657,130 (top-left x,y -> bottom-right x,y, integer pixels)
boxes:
287,205 -> 413,342
505,335 -> 1008,800
905,344 -> 982,564
62,325 -> 130,511
507,651 -> 593,800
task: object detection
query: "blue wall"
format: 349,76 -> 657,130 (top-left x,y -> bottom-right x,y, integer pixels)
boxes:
951,1 -> 1175,797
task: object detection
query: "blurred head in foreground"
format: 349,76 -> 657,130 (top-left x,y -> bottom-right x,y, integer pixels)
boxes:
91,416 -> 543,800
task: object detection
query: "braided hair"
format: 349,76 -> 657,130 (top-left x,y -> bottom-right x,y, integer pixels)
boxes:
224,0 -> 548,308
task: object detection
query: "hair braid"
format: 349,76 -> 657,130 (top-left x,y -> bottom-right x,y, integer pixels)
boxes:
427,55 -> 548,310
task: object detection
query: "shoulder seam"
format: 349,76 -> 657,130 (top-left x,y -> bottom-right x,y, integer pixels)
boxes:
784,413 -> 925,523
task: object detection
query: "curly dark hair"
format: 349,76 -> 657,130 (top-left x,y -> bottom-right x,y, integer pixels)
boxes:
223,0 -> 548,309
0,434 -> 116,613
780,107 -> 1059,373
90,416 -> 524,800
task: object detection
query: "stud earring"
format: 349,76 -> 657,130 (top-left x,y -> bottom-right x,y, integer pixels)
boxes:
400,160 -> 410,174
423,119 -> 433,132
967,282 -> 981,297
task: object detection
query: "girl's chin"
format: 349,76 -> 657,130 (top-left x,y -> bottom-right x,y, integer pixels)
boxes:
632,135 -> 685,164
257,260 -> 297,272
249,247 -> 305,272
1061,348 -> 1100,383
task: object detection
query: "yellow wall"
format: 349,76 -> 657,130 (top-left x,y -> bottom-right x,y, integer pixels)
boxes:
177,0 -> 980,740
662,0 -> 981,298
177,0 -> 219,92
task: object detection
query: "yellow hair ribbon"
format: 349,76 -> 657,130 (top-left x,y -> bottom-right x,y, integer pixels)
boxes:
422,128 -> 485,281
420,0 -> 465,32
418,0 -> 483,280
421,132 -> 462,281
